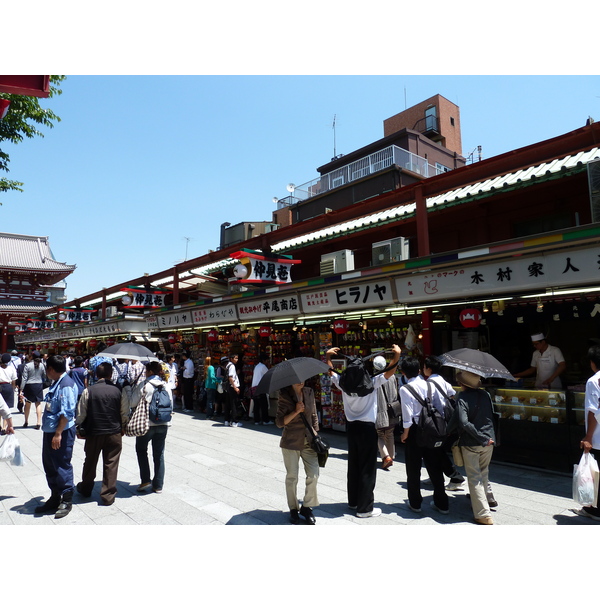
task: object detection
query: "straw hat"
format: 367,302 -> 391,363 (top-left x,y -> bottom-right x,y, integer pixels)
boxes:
456,370 -> 481,389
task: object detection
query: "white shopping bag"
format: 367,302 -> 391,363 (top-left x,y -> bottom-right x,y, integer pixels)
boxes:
573,452 -> 600,507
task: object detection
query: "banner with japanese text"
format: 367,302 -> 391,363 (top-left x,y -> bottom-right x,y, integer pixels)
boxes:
300,280 -> 394,314
192,305 -> 237,325
237,294 -> 301,321
395,246 -> 600,302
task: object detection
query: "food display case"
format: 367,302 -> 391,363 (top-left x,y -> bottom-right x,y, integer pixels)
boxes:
490,388 -> 573,472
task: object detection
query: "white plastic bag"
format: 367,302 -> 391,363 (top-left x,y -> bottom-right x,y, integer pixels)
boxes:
573,452 -> 600,507
0,434 -> 17,462
0,435 -> 25,466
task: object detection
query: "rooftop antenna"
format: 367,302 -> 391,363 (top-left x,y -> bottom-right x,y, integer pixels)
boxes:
332,114 -> 337,158
183,236 -> 192,261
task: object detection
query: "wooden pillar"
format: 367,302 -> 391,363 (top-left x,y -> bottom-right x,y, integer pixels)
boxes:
0,315 -> 9,353
415,185 -> 430,257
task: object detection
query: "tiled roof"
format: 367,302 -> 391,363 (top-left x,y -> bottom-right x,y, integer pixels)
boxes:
0,232 -> 76,272
0,299 -> 56,314
272,147 -> 600,253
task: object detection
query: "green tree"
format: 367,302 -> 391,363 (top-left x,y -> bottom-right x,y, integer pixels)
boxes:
0,75 -> 66,195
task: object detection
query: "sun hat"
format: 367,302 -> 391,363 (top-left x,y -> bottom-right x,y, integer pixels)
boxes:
1,353 -> 11,365
456,370 -> 481,389
373,355 -> 387,371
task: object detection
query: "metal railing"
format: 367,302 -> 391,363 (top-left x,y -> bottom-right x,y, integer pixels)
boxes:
276,145 -> 446,208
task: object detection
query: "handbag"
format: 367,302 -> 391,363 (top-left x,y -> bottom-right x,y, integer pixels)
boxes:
382,385 -> 401,420
300,413 -> 330,468
451,441 -> 464,467
125,398 -> 149,437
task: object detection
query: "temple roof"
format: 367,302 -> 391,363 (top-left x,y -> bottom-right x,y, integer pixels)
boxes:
0,299 -> 57,316
0,232 -> 76,279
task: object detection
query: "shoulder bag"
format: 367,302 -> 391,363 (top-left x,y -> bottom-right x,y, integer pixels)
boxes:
125,396 -> 149,437
300,412 -> 330,468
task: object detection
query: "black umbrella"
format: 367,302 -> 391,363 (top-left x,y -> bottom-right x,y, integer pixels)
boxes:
96,342 -> 155,362
439,348 -> 516,381
255,357 -> 330,395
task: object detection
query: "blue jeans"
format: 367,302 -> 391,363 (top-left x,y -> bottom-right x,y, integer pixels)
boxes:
136,425 -> 168,490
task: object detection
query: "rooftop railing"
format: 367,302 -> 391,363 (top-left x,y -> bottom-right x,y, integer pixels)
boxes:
276,145 -> 447,208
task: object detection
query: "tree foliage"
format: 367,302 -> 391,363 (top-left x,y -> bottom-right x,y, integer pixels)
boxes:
0,75 -> 66,195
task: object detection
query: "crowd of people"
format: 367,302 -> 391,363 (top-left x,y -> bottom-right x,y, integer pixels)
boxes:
2,331 -> 600,525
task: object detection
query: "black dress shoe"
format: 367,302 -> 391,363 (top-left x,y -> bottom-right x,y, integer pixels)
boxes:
76,482 -> 92,498
300,506 -> 316,525
55,501 -> 72,519
289,509 -> 300,525
34,496 -> 61,514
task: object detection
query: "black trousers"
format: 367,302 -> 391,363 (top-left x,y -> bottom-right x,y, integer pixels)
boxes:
253,393 -> 269,423
224,387 -> 239,423
346,420 -> 378,513
182,377 -> 195,410
405,427 -> 448,511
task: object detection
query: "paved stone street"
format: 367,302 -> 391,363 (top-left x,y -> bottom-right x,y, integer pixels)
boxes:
0,406 -> 589,527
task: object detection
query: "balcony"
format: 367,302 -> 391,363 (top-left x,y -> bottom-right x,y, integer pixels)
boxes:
276,145 -> 447,208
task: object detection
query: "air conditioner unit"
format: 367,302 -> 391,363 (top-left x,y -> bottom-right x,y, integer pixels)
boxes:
105,306 -> 118,318
320,250 -> 355,276
372,237 -> 410,266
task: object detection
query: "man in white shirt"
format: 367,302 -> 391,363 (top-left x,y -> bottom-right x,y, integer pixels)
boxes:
251,353 -> 271,425
224,354 -> 242,427
181,352 -> 195,413
513,333 -> 566,390
572,345 -> 600,521
400,356 -> 449,515
326,345 -> 401,519
423,355 -> 465,491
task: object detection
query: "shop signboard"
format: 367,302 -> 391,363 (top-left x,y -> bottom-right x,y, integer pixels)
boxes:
192,305 -> 237,325
146,315 -> 159,330
155,310 -> 193,329
230,250 -> 301,285
395,246 -> 600,303
237,294 -> 301,321
300,280 -> 393,314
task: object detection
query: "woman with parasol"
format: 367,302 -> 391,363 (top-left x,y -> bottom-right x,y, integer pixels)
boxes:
257,356 -> 330,525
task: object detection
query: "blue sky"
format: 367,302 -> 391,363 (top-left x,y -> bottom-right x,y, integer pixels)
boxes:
2,75 -> 599,302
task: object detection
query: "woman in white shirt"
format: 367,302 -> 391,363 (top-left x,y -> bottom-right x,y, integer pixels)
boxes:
0,353 -> 16,434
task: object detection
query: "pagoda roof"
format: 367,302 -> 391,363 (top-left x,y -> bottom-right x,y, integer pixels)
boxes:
0,299 -> 57,316
0,232 -> 76,280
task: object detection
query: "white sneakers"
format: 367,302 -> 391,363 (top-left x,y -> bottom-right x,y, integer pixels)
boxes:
357,507 -> 382,518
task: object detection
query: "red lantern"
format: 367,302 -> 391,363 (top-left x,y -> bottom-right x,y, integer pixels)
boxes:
459,309 -> 482,328
333,319 -> 349,335
206,329 -> 219,343
89,339 -> 98,348
258,325 -> 272,338
167,333 -> 177,343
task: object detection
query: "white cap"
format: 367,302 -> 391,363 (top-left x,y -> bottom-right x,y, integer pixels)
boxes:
373,356 -> 387,371
531,333 -> 545,342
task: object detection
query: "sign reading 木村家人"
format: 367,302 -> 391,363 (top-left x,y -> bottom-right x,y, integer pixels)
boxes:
300,281 -> 394,314
237,294 -> 301,321
395,246 -> 600,303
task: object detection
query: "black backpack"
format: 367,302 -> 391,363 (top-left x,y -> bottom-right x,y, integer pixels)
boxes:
148,383 -> 172,423
337,352 -> 398,397
428,378 -> 456,423
404,382 -> 447,448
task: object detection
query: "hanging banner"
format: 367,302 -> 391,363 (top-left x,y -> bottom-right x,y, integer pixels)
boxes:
121,286 -> 169,308
229,249 -> 301,285
459,308 -> 482,328
57,309 -> 95,323
300,280 -> 393,314
237,294 -> 301,321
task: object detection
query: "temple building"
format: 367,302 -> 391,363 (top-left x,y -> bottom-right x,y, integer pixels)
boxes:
0,232 -> 75,352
